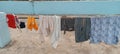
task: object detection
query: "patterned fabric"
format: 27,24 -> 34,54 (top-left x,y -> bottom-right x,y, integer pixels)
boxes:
90,16 -> 120,45
75,18 -> 91,43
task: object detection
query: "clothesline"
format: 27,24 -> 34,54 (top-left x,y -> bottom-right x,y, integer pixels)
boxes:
3,13 -> 120,48
16,14 -> 120,19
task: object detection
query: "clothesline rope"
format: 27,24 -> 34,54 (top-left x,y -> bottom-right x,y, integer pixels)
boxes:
16,14 -> 120,19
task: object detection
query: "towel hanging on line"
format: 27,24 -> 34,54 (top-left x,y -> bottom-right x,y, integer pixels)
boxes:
38,15 -> 61,48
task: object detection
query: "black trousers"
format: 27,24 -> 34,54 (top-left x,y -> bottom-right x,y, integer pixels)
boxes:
61,18 -> 75,34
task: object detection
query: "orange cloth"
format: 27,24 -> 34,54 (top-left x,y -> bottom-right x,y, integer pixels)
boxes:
31,17 -> 38,30
27,16 -> 38,31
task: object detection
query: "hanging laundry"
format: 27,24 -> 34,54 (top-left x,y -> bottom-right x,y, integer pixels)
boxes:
51,15 -> 61,48
90,16 -> 120,45
31,17 -> 38,30
14,16 -> 22,30
15,16 -> 20,25
38,15 -> 61,48
27,16 -> 38,31
61,17 -> 75,34
74,18 -> 91,43
38,15 -> 54,44
39,16 -> 49,36
19,22 -> 26,28
27,16 -> 32,30
6,14 -> 16,28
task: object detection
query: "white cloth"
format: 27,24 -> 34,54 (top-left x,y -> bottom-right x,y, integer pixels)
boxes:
38,15 -> 61,48
51,16 -> 61,48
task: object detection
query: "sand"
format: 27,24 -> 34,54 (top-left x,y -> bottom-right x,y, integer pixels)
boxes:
0,14 -> 119,54
0,28 -> 120,54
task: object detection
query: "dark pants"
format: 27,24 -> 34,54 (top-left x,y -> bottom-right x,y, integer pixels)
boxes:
61,18 -> 75,34
75,18 -> 91,42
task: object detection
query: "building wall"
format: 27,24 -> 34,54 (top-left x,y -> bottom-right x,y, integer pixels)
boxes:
0,1 -> 120,14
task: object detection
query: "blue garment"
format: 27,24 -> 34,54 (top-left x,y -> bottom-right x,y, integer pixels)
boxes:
90,16 -> 120,45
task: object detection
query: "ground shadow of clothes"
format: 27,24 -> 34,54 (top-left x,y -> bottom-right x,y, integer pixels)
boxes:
75,18 -> 91,43
61,18 -> 75,34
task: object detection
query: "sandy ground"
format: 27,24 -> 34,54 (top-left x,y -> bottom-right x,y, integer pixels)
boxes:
1,18 -> 120,54
0,28 -> 120,54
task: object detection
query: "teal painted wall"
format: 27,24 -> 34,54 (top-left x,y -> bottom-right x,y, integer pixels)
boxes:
0,1 -> 120,14
0,1 -> 33,14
